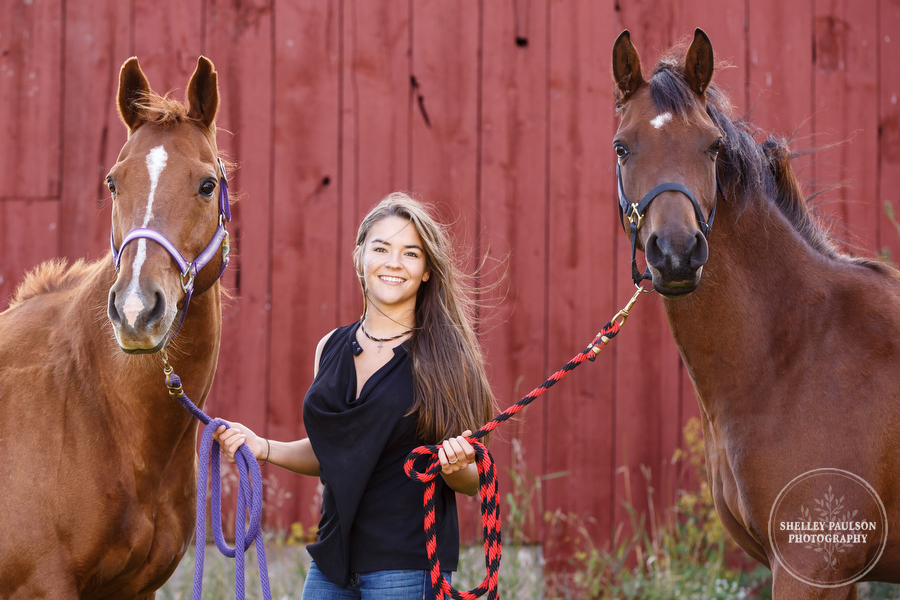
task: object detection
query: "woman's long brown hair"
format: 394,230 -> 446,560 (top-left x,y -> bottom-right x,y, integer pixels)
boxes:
354,192 -> 497,444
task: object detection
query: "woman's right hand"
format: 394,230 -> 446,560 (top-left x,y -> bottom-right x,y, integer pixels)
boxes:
213,422 -> 266,465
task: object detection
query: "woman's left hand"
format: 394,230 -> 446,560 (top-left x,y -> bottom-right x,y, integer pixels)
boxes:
438,430 -> 476,475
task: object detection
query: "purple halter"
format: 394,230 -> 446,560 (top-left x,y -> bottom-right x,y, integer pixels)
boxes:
110,157 -> 232,346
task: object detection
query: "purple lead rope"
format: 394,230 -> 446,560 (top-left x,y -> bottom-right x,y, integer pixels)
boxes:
165,367 -> 272,600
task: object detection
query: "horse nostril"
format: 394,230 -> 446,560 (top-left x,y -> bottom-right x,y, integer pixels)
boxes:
146,291 -> 167,328
645,232 -> 667,270
690,231 -> 709,268
107,291 -> 121,325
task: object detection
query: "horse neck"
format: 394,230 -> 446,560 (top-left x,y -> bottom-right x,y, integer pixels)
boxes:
661,193 -> 832,418
81,260 -> 222,448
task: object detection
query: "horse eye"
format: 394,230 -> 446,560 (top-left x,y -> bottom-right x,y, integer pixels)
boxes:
709,139 -> 724,156
614,143 -> 630,159
200,180 -> 217,197
106,177 -> 116,195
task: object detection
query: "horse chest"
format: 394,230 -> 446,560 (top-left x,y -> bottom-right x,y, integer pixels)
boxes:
81,471 -> 196,598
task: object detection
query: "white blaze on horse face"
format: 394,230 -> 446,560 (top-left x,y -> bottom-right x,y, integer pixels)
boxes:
123,145 -> 168,328
650,112 -> 673,129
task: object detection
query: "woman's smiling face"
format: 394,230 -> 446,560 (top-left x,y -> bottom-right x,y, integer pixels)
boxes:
360,215 -> 430,312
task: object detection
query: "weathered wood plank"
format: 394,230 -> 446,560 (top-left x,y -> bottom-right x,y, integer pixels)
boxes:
747,0 -> 814,178
478,0 -> 549,546
0,0 -> 62,199
269,0 -> 342,529
59,0 -> 131,261
0,199 -> 60,310
677,0 -> 748,114
544,0 -> 618,564
813,1 -> 879,254
132,2 -> 203,91
878,0 -> 900,261
409,0 -> 479,249
338,0 -> 412,326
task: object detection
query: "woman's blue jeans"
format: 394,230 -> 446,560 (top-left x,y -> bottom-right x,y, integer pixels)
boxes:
302,560 -> 452,600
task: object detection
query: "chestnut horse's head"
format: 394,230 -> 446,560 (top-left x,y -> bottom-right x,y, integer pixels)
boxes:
612,29 -> 723,297
107,57 -> 229,353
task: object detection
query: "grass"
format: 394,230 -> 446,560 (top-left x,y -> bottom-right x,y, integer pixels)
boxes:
541,418 -> 773,599
157,543 -> 309,600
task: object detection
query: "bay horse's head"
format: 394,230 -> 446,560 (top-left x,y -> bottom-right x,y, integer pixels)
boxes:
107,57 -> 230,353
612,29 -> 723,297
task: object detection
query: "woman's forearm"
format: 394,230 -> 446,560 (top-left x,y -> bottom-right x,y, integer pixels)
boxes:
440,462 -> 479,496
266,437 -> 320,476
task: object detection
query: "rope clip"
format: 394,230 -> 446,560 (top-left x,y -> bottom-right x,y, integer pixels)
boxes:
161,349 -> 185,399
612,284 -> 653,327
588,284 -> 653,358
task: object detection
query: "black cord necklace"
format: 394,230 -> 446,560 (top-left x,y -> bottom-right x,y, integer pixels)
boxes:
360,320 -> 412,353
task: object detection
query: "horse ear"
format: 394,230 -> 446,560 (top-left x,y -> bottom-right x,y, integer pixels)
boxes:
612,30 -> 644,102
186,56 -> 219,129
684,28 -> 714,96
117,57 -> 150,132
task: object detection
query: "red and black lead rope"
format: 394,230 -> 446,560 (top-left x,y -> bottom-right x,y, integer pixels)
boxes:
404,286 -> 651,600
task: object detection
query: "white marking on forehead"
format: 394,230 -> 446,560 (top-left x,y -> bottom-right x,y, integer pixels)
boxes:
650,112 -> 673,129
122,144 -> 168,327
142,145 -> 168,227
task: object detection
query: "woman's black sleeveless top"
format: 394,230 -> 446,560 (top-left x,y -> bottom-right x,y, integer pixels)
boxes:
303,322 -> 459,587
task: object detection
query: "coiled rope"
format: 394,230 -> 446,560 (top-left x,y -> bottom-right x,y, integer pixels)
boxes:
404,285 -> 651,600
163,354 -> 272,600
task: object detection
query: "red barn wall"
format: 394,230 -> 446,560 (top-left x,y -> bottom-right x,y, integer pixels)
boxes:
1,0 -> 896,561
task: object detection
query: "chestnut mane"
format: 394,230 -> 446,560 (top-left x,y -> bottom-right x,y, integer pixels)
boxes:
9,259 -> 100,308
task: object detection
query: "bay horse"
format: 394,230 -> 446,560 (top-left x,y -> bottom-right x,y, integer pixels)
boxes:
0,56 -> 228,598
612,30 -> 900,597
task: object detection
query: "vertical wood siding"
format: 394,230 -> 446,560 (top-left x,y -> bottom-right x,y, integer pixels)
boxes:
0,0 -> 896,558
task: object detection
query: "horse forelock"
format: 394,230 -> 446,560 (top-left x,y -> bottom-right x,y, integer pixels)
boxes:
641,49 -> 893,276
130,90 -> 202,129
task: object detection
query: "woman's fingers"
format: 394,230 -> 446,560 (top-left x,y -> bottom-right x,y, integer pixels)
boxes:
440,432 -> 478,474
214,426 -> 247,464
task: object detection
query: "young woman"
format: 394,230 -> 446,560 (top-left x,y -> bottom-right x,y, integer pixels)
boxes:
214,192 -> 496,599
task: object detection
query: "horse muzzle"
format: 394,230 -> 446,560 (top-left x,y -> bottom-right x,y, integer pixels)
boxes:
107,279 -> 176,353
645,228 -> 708,297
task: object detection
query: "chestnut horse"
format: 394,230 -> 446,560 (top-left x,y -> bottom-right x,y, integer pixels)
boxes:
612,30 -> 900,597
0,57 -> 228,598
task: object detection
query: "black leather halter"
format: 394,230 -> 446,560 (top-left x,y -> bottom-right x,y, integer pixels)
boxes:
617,163 -> 727,285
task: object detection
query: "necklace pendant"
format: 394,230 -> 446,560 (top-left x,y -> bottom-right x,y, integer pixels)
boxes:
360,320 -> 412,353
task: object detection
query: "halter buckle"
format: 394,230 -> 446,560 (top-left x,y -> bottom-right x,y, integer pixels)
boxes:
181,269 -> 196,294
221,231 -> 231,263
626,203 -> 645,230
